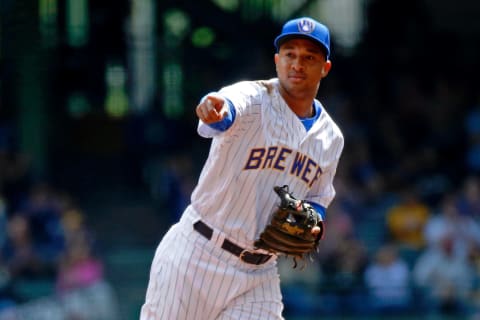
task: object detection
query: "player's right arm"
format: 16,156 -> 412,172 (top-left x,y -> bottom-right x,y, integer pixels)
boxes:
196,93 -> 237,134
196,94 -> 229,124
196,81 -> 261,138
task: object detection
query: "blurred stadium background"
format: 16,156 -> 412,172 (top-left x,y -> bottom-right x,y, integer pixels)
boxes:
2,0 -> 480,319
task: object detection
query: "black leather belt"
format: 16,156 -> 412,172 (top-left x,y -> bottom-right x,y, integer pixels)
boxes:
193,220 -> 272,265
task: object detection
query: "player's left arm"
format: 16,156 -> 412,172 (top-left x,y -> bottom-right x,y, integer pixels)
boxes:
305,158 -> 342,222
306,127 -> 344,221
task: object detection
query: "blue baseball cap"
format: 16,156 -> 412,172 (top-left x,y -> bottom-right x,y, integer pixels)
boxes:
274,17 -> 331,59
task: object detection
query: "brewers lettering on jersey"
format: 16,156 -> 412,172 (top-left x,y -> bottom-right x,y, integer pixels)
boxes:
140,16 -> 344,320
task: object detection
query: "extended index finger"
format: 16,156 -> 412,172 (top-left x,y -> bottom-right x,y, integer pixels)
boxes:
204,94 -> 225,111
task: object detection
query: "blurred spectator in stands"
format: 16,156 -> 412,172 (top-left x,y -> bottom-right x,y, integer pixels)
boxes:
0,196 -> 18,311
456,175 -> 480,221
55,208 -> 104,295
467,244 -> 480,318
385,186 -> 430,265
17,183 -> 66,274
317,201 -> 369,314
157,152 -> 196,223
424,192 -> 480,260
364,243 -> 412,315
0,196 -> 16,311
0,260 -> 17,312
61,207 -> 90,246
413,233 -> 474,316
317,200 -> 357,258
1,214 -> 46,279
278,258 -> 322,317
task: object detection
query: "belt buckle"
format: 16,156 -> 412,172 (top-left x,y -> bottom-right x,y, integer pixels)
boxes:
240,249 -> 259,264
239,249 -> 251,261
239,250 -> 271,265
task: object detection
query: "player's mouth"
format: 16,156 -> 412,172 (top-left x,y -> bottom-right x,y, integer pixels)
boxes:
288,73 -> 306,82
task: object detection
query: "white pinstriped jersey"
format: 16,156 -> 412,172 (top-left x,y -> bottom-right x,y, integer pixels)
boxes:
191,78 -> 344,250
140,77 -> 344,320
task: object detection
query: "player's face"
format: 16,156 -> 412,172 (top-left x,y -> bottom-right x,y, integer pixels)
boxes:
275,38 -> 331,98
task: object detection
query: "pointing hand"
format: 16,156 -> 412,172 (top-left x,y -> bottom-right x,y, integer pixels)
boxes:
196,94 -> 229,124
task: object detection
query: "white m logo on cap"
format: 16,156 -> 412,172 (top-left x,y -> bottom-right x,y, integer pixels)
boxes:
297,19 -> 315,34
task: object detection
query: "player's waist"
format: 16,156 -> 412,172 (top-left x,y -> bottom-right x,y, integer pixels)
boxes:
180,205 -> 274,265
183,205 -> 254,249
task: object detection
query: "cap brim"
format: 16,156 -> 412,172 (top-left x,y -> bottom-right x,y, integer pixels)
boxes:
274,33 -> 329,58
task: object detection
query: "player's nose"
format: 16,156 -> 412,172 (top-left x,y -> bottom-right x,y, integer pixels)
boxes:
291,59 -> 304,71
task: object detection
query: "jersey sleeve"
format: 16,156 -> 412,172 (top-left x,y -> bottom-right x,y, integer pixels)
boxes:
307,160 -> 340,208
207,100 -> 236,131
216,81 -> 263,119
197,81 -> 263,138
197,96 -> 236,138
306,130 -> 344,210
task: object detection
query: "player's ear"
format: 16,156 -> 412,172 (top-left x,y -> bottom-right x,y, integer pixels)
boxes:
274,53 -> 280,74
321,60 -> 332,78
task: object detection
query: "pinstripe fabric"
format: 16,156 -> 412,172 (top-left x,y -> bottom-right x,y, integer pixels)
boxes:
193,78 -> 343,246
140,77 -> 343,320
140,208 -> 283,320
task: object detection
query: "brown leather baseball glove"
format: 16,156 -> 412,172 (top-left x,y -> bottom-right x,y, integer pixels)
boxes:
254,185 -> 324,267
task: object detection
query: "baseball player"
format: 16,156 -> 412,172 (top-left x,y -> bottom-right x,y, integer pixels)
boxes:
140,17 -> 344,320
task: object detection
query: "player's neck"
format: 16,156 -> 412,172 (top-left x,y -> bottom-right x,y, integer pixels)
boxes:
280,91 -> 315,118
